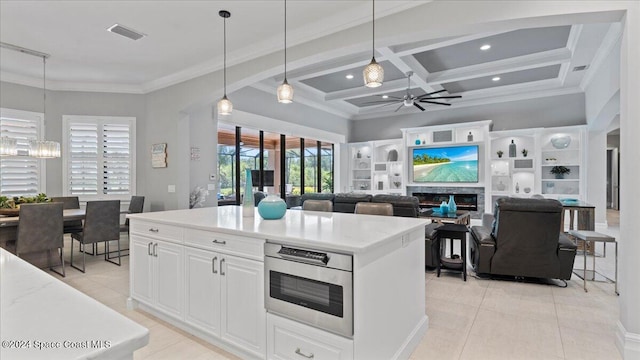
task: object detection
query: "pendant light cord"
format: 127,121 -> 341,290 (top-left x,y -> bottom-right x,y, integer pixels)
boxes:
223,15 -> 227,96
43,57 -> 46,117
284,0 -> 287,79
372,0 -> 375,58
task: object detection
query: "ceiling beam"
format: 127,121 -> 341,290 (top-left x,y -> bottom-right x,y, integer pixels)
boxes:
324,78 -> 408,101
559,25 -> 583,86
391,30 -> 512,57
376,47 -> 439,95
283,53 -> 371,82
426,48 -> 572,85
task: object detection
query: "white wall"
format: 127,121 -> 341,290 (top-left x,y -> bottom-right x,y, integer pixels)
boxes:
350,93 -> 586,142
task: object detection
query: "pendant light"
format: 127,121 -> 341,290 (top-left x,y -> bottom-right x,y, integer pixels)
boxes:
0,136 -> 18,156
363,0 -> 384,88
30,56 -> 60,158
217,10 -> 233,115
277,0 -> 294,103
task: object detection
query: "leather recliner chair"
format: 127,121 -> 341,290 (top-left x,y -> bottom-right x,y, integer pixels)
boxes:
469,197 -> 577,280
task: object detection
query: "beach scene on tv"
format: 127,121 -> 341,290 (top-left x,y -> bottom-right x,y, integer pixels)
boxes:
413,145 -> 479,182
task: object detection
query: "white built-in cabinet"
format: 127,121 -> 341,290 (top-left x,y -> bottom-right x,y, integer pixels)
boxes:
487,125 -> 586,206
130,236 -> 184,319
347,139 -> 404,194
130,221 -> 266,359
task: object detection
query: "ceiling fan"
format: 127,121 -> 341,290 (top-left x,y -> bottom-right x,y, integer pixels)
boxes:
363,71 -> 461,112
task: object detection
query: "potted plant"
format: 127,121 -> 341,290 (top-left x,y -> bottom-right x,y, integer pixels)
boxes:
496,150 -> 504,158
550,166 -> 571,179
521,149 -> 528,157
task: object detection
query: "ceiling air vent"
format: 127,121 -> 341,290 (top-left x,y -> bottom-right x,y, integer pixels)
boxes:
572,65 -> 589,72
107,24 -> 146,41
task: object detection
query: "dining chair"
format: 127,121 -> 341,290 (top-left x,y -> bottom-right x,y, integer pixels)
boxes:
354,202 -> 394,216
50,196 -> 83,234
70,200 -> 121,272
16,202 -> 65,277
302,199 -> 333,212
120,196 -> 145,235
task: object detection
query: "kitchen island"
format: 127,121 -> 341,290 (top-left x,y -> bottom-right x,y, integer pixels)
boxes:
128,206 -> 429,360
0,248 -> 149,360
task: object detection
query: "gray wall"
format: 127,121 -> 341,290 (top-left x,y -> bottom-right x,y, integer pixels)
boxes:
349,93 -> 586,142
0,81 -> 146,199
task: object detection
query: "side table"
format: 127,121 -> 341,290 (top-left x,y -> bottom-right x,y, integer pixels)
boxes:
436,223 -> 469,281
568,230 -> 617,294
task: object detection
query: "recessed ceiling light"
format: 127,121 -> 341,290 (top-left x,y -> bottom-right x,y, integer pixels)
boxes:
345,74 -> 354,79
492,76 -> 501,82
480,44 -> 491,51
382,95 -> 389,99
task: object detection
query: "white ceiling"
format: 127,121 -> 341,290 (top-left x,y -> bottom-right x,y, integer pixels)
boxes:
0,1 -> 621,121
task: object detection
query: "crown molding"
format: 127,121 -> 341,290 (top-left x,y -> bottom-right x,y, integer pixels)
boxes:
579,22 -> 623,91
0,71 -> 144,94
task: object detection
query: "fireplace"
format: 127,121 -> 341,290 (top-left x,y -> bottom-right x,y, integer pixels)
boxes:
413,193 -> 478,212
407,186 -> 485,219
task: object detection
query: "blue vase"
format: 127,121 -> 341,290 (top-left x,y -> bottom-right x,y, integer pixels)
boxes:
258,195 -> 287,220
439,201 -> 449,214
448,195 -> 457,213
242,169 -> 254,217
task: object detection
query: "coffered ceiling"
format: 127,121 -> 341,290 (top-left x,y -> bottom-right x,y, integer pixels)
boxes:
0,1 -> 621,122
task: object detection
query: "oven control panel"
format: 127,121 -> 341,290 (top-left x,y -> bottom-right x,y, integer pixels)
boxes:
278,247 -> 329,265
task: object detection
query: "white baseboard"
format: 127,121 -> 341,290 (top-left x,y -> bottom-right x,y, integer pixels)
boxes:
616,321 -> 640,359
393,315 -> 429,360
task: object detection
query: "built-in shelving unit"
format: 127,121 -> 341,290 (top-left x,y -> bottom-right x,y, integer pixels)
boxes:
539,127 -> 585,199
489,129 -> 539,205
347,139 -> 404,194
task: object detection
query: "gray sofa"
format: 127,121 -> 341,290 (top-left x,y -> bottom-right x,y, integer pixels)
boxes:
300,193 -> 421,217
469,197 -> 577,280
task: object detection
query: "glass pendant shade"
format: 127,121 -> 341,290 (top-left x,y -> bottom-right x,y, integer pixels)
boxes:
0,136 -> 18,156
277,79 -> 294,104
29,140 -> 60,158
217,95 -> 233,115
363,57 -> 384,88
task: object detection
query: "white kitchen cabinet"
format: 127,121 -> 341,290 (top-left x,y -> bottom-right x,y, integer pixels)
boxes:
220,254 -> 265,356
184,247 -> 220,336
182,240 -> 265,358
267,313 -> 353,360
130,235 -> 183,320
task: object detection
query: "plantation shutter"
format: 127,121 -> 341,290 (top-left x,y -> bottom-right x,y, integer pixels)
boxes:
0,111 -> 42,197
64,116 -> 135,200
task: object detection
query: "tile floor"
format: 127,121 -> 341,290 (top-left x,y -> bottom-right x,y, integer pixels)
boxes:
51,220 -> 621,360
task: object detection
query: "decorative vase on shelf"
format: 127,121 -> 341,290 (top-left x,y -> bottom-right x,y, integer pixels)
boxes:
447,195 -> 457,213
509,139 -> 516,157
515,182 -> 520,193
496,181 -> 506,191
257,194 -> 287,220
242,169 -> 254,217
415,138 -> 421,145
467,132 -> 473,142
356,150 -> 361,159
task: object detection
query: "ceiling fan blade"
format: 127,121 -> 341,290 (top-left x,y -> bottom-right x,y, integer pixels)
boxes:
417,89 -> 447,98
419,100 -> 452,106
414,103 -> 426,111
394,104 -> 404,112
420,95 -> 462,99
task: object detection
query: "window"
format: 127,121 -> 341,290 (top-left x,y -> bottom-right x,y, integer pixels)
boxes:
0,108 -> 44,197
63,116 -> 136,200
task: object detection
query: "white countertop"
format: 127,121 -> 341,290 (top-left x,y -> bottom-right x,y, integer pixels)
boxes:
0,248 -> 149,360
129,206 -> 428,253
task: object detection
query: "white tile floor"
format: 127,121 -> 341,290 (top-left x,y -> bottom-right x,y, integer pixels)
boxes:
50,223 -> 621,360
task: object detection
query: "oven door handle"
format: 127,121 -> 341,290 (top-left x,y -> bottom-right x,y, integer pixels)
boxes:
277,253 -> 328,267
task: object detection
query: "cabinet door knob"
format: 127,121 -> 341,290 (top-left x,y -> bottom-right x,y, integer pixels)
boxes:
212,239 -> 227,245
295,348 -> 314,359
212,256 -> 218,274
220,258 -> 225,276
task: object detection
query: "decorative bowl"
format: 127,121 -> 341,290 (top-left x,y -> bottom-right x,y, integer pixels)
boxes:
550,135 -> 571,149
257,195 -> 287,220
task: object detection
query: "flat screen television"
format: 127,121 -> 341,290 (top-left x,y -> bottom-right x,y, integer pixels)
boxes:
412,145 -> 479,183
251,170 -> 275,186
